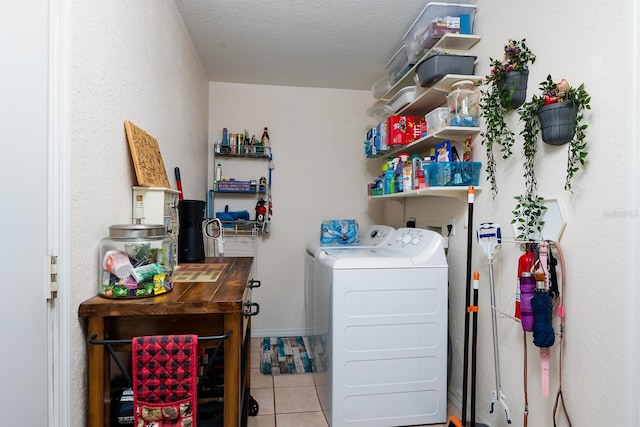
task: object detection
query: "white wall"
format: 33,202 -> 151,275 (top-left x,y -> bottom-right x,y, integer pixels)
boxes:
208,82 -> 379,335
63,1 -> 634,426
69,1 -> 208,425
399,1 -> 629,426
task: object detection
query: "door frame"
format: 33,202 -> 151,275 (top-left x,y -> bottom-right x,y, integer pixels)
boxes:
624,0 -> 640,424
48,0 -> 71,425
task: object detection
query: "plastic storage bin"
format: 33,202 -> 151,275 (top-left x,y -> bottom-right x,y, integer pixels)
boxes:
425,107 -> 449,134
386,46 -> 414,86
372,76 -> 391,99
416,54 -> 476,87
99,224 -> 174,298
403,2 -> 477,63
428,161 -> 481,186
446,80 -> 480,127
388,86 -> 416,113
216,180 -> 253,192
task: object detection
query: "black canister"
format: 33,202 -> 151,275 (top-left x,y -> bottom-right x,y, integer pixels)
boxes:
178,199 -> 206,263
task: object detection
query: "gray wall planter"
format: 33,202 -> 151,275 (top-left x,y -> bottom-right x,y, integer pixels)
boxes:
497,70 -> 529,109
537,101 -> 576,145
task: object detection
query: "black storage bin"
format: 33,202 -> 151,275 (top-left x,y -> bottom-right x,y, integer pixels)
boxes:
416,54 -> 476,87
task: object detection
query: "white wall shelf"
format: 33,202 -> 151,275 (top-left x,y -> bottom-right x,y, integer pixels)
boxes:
399,74 -> 483,115
368,125 -> 479,159
369,186 -> 481,203
380,33 -> 481,101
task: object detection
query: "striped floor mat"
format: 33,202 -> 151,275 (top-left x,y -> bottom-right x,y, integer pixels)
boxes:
260,336 -> 325,375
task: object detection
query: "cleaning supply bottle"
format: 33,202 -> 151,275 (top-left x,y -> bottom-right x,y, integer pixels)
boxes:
393,156 -> 403,193
411,154 -> 424,189
422,156 -> 432,187
382,162 -> 393,194
222,128 -> 229,146
515,244 -> 535,320
520,272 -> 536,331
388,158 -> 398,194
397,153 -> 409,193
403,154 -> 414,192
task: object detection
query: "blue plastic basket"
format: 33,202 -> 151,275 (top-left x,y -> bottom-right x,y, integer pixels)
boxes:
428,162 -> 481,187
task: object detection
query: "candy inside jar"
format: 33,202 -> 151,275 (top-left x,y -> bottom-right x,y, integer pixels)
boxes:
446,80 -> 480,127
99,224 -> 174,298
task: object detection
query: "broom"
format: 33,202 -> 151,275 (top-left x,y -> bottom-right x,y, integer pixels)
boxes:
449,187 -> 473,427
448,188 -> 489,427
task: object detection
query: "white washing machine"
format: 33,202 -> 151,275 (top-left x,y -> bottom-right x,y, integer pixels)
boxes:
304,224 -> 396,336
313,228 -> 448,427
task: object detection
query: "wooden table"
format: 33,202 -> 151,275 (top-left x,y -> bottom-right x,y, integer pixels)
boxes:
78,257 -> 257,427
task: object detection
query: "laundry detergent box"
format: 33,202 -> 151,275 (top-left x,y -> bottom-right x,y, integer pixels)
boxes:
387,115 -> 425,147
375,121 -> 388,152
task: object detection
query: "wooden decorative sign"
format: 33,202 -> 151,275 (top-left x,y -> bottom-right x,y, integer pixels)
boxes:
124,120 -> 170,187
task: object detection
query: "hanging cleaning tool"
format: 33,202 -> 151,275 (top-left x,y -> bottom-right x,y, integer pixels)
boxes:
477,222 -> 512,425
264,151 -> 274,233
449,187 -> 476,427
469,271 -> 490,427
462,187 -> 475,426
175,167 -> 184,200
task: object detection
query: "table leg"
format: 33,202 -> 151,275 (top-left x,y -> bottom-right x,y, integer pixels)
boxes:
224,313 -> 242,427
86,317 -> 107,427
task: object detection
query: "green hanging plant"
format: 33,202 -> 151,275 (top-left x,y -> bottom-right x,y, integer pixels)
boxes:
479,39 -> 536,198
513,92 -> 546,239
513,75 -> 591,240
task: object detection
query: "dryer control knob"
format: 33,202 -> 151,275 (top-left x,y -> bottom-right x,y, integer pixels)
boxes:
401,234 -> 412,245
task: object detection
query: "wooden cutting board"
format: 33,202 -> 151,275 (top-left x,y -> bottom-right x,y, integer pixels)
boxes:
124,120 -> 170,187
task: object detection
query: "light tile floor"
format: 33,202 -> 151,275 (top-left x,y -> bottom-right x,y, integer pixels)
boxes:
248,337 -> 455,427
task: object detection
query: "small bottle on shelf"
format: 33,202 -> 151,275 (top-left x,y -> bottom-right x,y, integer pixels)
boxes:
258,127 -> 270,155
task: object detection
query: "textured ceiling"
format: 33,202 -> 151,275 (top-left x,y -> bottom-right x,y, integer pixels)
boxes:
175,0 -> 465,91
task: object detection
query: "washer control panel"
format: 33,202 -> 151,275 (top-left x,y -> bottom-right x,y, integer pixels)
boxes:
384,227 -> 444,259
360,224 -> 396,246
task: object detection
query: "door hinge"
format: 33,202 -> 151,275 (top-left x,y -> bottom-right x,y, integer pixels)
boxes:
47,255 -> 58,300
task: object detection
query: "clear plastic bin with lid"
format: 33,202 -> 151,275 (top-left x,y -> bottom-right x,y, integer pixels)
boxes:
447,80 -> 480,127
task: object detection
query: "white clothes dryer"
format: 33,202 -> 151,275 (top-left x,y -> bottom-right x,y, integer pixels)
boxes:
313,228 -> 448,427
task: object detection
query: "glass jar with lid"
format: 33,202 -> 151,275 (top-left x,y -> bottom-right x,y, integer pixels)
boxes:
446,80 -> 480,127
99,224 -> 174,298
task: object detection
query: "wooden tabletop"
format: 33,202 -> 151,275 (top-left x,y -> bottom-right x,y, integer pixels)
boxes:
78,257 -> 254,318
